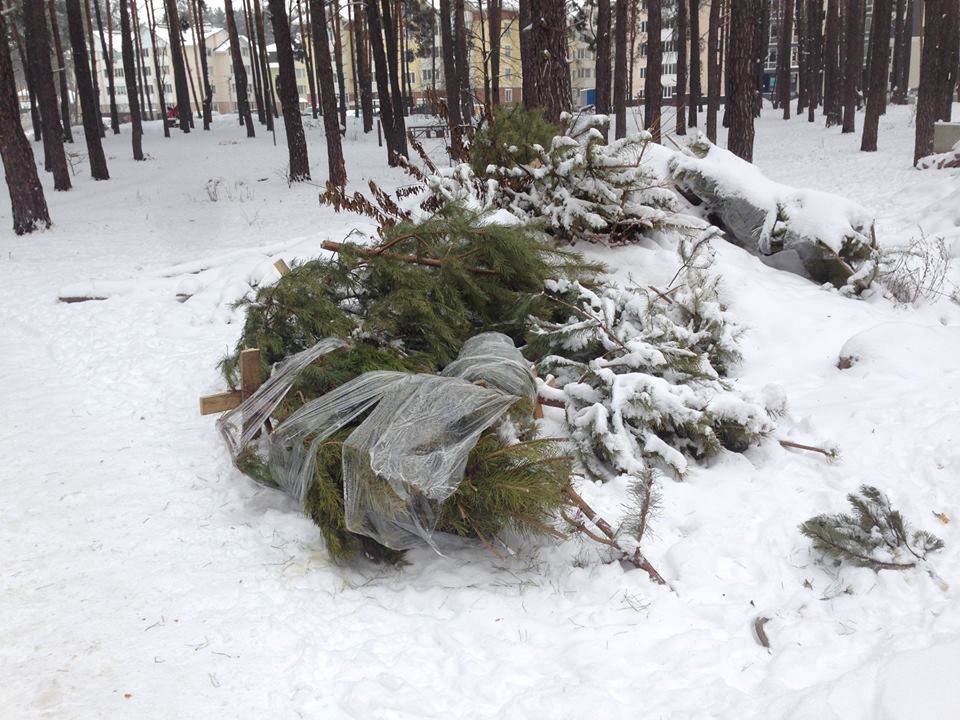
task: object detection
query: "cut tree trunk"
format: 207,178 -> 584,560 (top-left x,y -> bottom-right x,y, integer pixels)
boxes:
0,5 -> 51,234
266,0 -> 312,181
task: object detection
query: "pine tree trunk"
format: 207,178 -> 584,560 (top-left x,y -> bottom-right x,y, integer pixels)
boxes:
645,0 -> 663,141
889,0 -> 907,102
439,0 -> 463,132
333,0 -> 348,128
706,0 -> 723,140
613,0 -> 627,138
3,0 -> 42,142
778,0 -> 795,117
364,0 -> 400,163
348,2 -> 360,116
266,0 -> 311,180
728,0 -> 759,160
914,0 -> 941,163
243,0 -> 266,124
131,1 -> 153,121
938,0 -> 959,121
310,0 -> 346,185
807,0 -> 823,120
823,0 -> 841,124
688,0 -> 702,126
477,0 -> 491,108
24,0 -> 72,189
520,0 -> 539,108
532,0 -> 572,122
65,0 -> 109,178
797,0 -> 807,114
93,0 -> 120,134
254,0 -> 277,128
47,0 -> 74,143
453,0 -> 473,121
595,0 -> 612,114
676,0 -> 689,134
379,0 -> 408,155
841,0 -> 859,132
356,6 -> 374,132
224,0 -> 255,136
163,0 -> 192,132
754,0 -> 769,116
0,7 -> 51,234
191,0 -> 213,129
860,0 -> 891,149
181,23 -> 202,126
118,0 -> 143,159
891,0 -> 912,103
145,0 -> 170,137
489,0 -> 502,107
81,0 -> 105,137
722,0 -> 731,126
297,0 -> 318,118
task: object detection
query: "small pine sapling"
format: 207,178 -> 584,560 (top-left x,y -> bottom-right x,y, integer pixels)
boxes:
801,485 -> 944,571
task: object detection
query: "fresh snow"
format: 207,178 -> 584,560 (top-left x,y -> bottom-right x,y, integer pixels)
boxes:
2,106 -> 960,719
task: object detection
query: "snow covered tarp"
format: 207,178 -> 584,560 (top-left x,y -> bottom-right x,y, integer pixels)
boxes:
669,137 -> 877,288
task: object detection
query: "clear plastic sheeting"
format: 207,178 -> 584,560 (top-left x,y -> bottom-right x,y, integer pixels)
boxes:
218,332 -> 534,552
440,332 -> 537,401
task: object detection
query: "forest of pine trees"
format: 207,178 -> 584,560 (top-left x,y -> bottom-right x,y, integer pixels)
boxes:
1,0 -> 958,234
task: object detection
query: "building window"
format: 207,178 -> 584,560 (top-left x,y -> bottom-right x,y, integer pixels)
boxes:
503,45 -> 512,57
504,87 -> 513,102
504,66 -> 513,79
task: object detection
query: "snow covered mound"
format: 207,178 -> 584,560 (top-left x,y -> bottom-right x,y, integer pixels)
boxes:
670,136 -> 876,288
838,321 -> 960,373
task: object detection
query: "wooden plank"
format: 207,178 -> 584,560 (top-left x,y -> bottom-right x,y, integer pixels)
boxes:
239,348 -> 262,400
273,259 -> 291,276
199,391 -> 242,415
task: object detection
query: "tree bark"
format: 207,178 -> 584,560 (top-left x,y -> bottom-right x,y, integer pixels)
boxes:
310,0 -> 346,185
191,0 -> 214,128
706,0 -> 723,140
914,0 -> 941,163
532,0 -> 572,122
224,0 -> 255,136
333,0 -> 348,128
118,0 -> 143,159
520,0 -> 538,108
47,0 -> 74,143
266,0 -> 311,180
24,0 -> 72,189
644,0 -> 663,141
145,0 -> 170,137
347,1 -> 360,116
489,0 -> 502,107
439,0 -> 463,134
727,0 -> 759,160
823,0 -> 841,124
131,0 -> 153,121
356,4 -> 374,131
453,0 -> 473,121
777,0 -> 795,118
613,0 -> 627,138
595,0 -> 612,114
254,0 -> 277,127
890,0 -> 912,103
379,0 -> 408,154
754,0 -> 769,116
297,0 -> 318,118
676,0 -> 689,134
93,0 -> 120,134
807,0 -> 823,120
82,0 -> 105,136
688,0 -> 702,126
364,0 -> 400,163
841,0 -> 859,132
0,6 -> 51,234
243,0 -> 266,124
938,0 -> 959,121
860,0 -> 891,149
796,0 -> 807,113
65,0 -> 110,178
164,0 -> 192,131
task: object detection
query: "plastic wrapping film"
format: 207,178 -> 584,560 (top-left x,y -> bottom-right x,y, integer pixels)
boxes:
218,332 -> 535,551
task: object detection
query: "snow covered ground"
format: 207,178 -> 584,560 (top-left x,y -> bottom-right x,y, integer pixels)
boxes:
2,106 -> 960,719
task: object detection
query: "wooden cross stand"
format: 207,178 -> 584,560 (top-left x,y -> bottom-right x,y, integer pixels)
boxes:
199,348 -> 263,415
